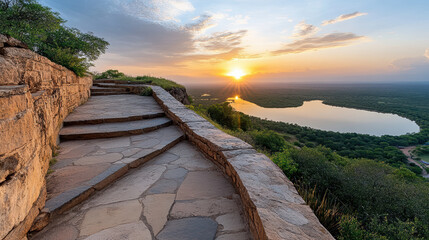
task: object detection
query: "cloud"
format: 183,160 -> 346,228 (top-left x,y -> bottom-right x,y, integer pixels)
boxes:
116,0 -> 194,22
272,33 -> 366,55
40,0 -> 252,68
292,21 -> 319,38
322,12 -> 368,26
425,49 -> 429,59
185,14 -> 216,32
196,30 -> 248,52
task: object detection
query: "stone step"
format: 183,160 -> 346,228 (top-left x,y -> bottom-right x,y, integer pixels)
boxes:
60,117 -> 172,141
91,92 -> 131,96
43,126 -> 185,219
63,95 -> 165,126
90,87 -> 127,92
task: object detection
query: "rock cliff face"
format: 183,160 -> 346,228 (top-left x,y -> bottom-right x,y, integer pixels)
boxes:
0,34 -> 92,239
167,87 -> 190,105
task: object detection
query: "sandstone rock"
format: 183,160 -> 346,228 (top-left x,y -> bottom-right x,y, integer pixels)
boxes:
0,41 -> 91,239
167,87 -> 190,105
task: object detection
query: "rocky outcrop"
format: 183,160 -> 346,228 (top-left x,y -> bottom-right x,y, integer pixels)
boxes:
167,87 -> 190,105
0,34 -> 92,240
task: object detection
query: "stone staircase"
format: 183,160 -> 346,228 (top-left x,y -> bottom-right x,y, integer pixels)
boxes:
90,86 -> 129,96
30,90 -> 250,239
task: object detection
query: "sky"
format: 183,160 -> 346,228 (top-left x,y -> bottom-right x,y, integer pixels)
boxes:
40,0 -> 429,86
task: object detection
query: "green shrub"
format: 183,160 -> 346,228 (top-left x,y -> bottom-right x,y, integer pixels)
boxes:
272,150 -> 298,177
140,87 -> 153,96
0,0 -> 64,49
0,1 -> 108,76
136,75 -> 184,90
252,130 -> 286,153
207,102 -> 251,131
95,69 -> 125,79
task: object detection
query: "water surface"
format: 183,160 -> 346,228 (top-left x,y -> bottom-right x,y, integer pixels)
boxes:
229,98 -> 419,136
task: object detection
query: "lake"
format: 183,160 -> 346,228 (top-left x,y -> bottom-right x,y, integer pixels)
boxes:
228,98 -> 420,136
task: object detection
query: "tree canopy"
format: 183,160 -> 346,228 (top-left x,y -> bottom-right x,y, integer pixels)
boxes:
0,0 -> 108,76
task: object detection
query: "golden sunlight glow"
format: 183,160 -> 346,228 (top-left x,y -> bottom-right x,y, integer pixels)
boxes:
235,95 -> 239,100
226,68 -> 247,80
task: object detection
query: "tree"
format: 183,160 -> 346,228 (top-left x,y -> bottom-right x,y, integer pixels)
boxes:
38,26 -> 109,76
0,0 -> 109,76
0,0 -> 64,49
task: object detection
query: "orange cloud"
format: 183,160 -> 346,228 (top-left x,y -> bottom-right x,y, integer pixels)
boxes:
272,33 -> 366,55
322,12 -> 368,26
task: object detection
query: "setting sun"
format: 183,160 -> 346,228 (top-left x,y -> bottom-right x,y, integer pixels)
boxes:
227,68 -> 247,80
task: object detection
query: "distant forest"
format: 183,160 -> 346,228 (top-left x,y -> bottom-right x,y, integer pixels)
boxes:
189,82 -> 429,239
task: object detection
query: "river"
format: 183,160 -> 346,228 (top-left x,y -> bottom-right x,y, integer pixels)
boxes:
229,98 -> 420,136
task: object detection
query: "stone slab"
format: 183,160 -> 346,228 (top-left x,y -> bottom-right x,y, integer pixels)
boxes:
82,165 -> 166,208
80,200 -> 142,236
47,164 -> 110,198
31,225 -> 79,240
216,212 -> 246,232
142,194 -> 175,235
170,198 -> 240,218
157,217 -> 218,240
216,232 -> 250,240
176,171 -> 236,200
63,95 -> 164,125
147,179 -> 179,194
45,185 -> 94,213
60,118 -> 172,140
83,221 -> 151,240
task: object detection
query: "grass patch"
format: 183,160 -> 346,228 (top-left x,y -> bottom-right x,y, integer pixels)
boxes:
112,75 -> 184,90
47,157 -> 58,175
140,87 -> 153,96
95,69 -> 184,91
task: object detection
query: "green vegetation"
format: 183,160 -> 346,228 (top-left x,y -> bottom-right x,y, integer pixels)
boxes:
190,84 -> 429,171
413,145 -> 429,163
95,69 -> 184,90
0,0 -> 108,76
191,97 -> 429,239
95,69 -> 125,79
140,87 -> 153,96
207,102 -> 251,131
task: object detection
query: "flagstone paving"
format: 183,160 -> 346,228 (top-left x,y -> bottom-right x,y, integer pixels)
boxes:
33,142 -> 250,240
31,93 -> 250,240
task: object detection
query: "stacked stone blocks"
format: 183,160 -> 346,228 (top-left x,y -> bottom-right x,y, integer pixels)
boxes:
0,34 -> 92,240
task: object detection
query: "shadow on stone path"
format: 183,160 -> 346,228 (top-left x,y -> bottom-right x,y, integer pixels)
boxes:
31,94 -> 250,240
33,142 -> 250,240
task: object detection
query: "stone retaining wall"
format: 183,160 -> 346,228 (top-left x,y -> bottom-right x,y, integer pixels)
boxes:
0,35 -> 92,240
150,85 -> 334,240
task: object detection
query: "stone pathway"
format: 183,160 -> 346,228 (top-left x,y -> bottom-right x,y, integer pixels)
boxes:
31,93 -> 250,239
